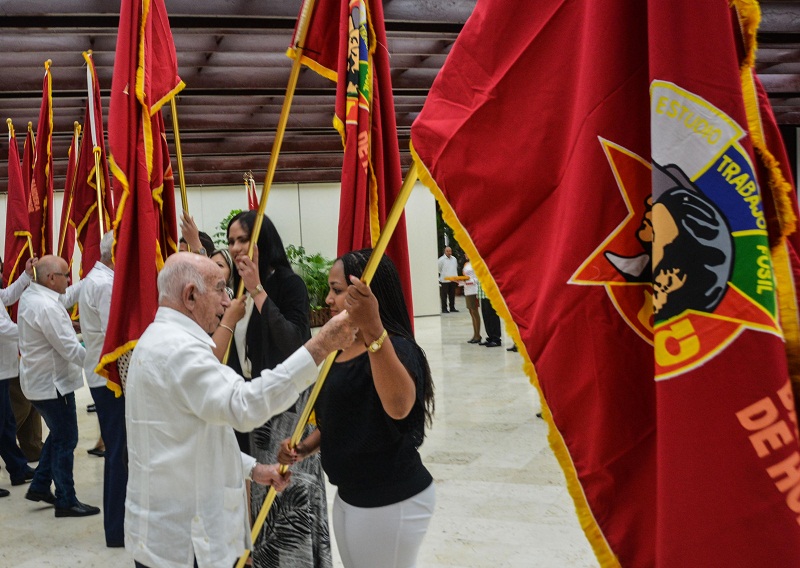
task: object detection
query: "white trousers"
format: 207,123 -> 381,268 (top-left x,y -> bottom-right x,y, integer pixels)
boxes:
332,482 -> 436,568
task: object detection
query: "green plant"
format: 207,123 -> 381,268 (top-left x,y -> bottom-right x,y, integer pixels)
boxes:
214,208 -> 243,248
285,244 -> 334,310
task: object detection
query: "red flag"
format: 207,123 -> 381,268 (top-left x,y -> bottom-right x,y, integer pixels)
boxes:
99,0 -> 184,394
30,60 -> 54,257
58,123 -> 81,268
4,120 -> 32,290
22,122 -> 34,205
291,0 -> 414,319
72,51 -> 114,278
411,0 -> 800,565
246,175 -> 259,211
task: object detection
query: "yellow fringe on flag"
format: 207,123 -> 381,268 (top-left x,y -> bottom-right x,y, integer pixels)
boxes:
735,0 -> 800,394
410,143 -> 620,567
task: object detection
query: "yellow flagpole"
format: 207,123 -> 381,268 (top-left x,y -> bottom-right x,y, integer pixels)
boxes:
236,162 -> 419,568
92,147 -> 106,238
169,98 -> 189,213
223,0 -> 319,369
58,121 -> 81,257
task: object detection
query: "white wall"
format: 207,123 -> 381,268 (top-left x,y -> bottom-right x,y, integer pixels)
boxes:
0,180 -> 441,317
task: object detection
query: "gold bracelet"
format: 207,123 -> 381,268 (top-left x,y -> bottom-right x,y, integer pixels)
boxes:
219,324 -> 234,334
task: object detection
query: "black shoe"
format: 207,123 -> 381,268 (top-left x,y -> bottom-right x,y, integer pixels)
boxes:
25,489 -> 57,505
507,345 -> 518,352
87,447 -> 105,458
467,338 -> 481,344
55,501 -> 101,518
450,308 -> 459,312
484,341 -> 501,347
10,466 -> 35,486
441,309 -> 449,313
86,404 -> 96,413
0,488 -> 9,498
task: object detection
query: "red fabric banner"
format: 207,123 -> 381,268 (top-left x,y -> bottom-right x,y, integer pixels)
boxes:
4,122 -> 32,292
246,176 -> 259,211
99,0 -> 184,394
22,124 -> 34,214
58,125 -> 80,269
411,0 -> 800,565
72,52 -> 114,278
291,0 -> 414,319
30,61 -> 54,257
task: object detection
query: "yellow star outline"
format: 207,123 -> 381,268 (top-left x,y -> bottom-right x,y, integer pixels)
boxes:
570,138 -> 655,345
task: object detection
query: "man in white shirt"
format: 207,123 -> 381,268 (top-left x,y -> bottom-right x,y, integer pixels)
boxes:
437,246 -> 459,313
19,255 -> 98,517
126,252 -> 356,568
0,256 -> 37,497
79,231 -> 125,546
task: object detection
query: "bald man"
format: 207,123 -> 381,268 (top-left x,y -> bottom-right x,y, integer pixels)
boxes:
125,252 -> 356,568
18,255 -> 99,518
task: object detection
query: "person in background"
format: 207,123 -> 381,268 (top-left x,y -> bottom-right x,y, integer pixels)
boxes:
437,246 -> 458,313
280,249 -> 436,568
227,210 -> 333,568
79,231 -> 126,546
0,256 -> 37,497
461,253 -> 482,344
477,280 -> 502,348
124,252 -> 356,568
19,255 -> 98,517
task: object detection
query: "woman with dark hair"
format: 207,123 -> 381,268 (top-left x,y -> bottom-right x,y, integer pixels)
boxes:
280,248 -> 436,568
226,210 -> 333,568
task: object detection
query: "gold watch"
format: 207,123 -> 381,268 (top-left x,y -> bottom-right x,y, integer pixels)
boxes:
250,284 -> 265,296
367,329 -> 388,353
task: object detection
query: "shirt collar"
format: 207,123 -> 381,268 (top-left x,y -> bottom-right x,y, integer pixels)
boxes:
30,281 -> 61,301
91,261 -> 114,277
155,306 -> 216,348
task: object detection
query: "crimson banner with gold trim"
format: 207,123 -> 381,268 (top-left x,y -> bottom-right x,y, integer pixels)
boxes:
411,0 -> 800,565
100,0 -> 183,393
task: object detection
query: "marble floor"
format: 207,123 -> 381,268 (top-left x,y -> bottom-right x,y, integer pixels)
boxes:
0,298 -> 598,567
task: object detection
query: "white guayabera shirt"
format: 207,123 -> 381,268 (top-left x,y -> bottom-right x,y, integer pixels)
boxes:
125,306 -> 319,568
18,282 -> 86,400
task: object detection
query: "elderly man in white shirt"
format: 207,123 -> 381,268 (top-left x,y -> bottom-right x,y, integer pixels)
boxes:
79,231 -> 126,546
0,256 -> 37,497
437,246 -> 459,313
125,252 -> 356,568
19,255 -> 99,517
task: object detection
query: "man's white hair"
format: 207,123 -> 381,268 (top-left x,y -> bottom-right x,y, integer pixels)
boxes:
157,255 -> 208,304
100,231 -> 114,263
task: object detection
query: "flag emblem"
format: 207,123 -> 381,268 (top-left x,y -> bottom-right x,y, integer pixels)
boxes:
572,82 -> 781,380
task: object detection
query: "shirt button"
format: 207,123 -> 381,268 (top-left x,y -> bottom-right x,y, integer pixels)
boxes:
204,537 -> 209,543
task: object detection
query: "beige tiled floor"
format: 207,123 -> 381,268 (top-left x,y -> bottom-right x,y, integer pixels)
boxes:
0,299 -> 598,567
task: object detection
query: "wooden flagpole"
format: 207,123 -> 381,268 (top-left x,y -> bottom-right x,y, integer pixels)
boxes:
169,98 -> 189,213
222,0 -> 320,367
236,162 -> 419,568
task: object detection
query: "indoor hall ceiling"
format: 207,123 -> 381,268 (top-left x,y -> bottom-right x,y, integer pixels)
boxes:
1,0 -> 800,189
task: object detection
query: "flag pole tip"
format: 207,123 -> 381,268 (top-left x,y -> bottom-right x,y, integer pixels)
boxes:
27,122 -> 32,128
6,118 -> 12,126
45,59 -> 52,68
74,121 -> 80,128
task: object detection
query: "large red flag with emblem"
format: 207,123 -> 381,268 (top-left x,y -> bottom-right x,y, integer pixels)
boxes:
290,0 -> 414,318
99,0 -> 183,394
411,0 -> 800,565
30,60 -> 54,257
72,51 -> 114,278
57,123 -> 81,268
4,121 -> 32,290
